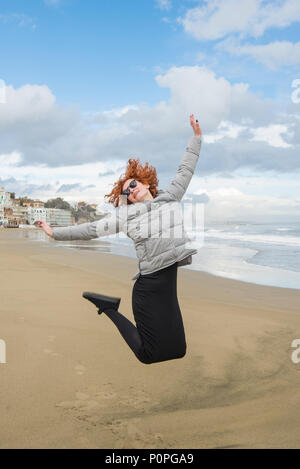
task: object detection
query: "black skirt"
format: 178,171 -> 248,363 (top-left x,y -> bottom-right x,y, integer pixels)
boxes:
131,262 -> 186,364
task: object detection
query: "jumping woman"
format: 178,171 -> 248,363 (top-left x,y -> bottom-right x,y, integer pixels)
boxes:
36,114 -> 202,364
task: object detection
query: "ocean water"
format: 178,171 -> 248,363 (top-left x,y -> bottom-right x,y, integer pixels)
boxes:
188,221 -> 300,290
16,221 -> 300,290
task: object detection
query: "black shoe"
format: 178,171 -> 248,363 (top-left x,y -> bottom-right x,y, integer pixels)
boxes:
82,291 -> 121,315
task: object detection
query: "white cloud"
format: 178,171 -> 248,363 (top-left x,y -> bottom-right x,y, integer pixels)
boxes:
2,147 -> 299,222
179,0 -> 300,41
0,84 -> 133,167
0,150 -> 124,203
102,105 -> 139,119
203,120 -> 295,150
194,180 -> 300,223
252,0 -> 300,37
0,84 -> 56,124
0,13 -> 36,29
0,151 -> 23,166
156,0 -> 172,11
218,39 -> 300,69
204,121 -> 248,143
251,124 -> 293,148
0,66 -> 299,185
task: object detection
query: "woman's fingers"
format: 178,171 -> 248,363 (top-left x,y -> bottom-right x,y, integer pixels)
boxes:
35,220 -> 46,229
190,114 -> 201,136
190,114 -> 198,129
33,220 -> 53,238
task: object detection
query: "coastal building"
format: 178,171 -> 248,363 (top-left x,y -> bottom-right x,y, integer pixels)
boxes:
27,207 -> 48,225
10,204 -> 29,225
32,200 -> 44,208
0,187 -> 79,227
0,187 -> 12,225
47,208 -> 72,226
27,206 -> 72,226
23,200 -> 45,208
4,207 -> 13,217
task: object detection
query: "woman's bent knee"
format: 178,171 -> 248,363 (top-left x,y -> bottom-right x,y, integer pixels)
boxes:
137,349 -> 187,365
176,345 -> 186,359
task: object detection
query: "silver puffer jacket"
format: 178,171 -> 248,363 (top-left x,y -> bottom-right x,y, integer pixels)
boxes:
52,135 -> 202,279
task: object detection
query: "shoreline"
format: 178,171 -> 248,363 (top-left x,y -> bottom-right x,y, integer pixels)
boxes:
8,226 -> 300,291
1,229 -> 300,448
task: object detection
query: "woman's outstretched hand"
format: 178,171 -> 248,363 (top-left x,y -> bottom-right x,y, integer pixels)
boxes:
190,114 -> 202,138
35,220 -> 53,238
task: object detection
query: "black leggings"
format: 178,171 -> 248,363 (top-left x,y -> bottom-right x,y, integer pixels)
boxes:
103,262 -> 186,364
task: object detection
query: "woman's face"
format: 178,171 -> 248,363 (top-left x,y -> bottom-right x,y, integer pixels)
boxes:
122,179 -> 151,204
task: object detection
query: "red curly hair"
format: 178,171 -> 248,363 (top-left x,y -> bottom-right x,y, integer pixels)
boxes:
105,158 -> 159,207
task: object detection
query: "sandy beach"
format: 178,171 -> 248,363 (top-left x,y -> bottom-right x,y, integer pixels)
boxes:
1,228 -> 300,449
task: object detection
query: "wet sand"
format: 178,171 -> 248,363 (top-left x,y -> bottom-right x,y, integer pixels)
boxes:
1,228 -> 300,449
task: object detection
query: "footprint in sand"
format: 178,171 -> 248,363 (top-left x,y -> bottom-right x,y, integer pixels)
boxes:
108,418 -> 165,449
119,387 -> 152,410
57,391 -> 99,410
74,364 -> 86,375
56,390 -> 101,426
56,383 -> 118,423
43,348 -> 60,357
43,336 -> 60,357
76,392 -> 90,401
55,383 -> 161,443
95,387 -> 117,400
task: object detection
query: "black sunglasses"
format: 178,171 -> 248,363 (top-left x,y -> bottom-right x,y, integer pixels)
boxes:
122,179 -> 137,196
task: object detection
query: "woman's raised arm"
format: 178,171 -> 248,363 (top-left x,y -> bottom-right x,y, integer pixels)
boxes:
167,114 -> 202,201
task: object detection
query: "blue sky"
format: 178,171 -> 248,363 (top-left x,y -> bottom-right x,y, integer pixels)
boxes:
1,0 -> 186,109
0,0 -> 300,221
2,0 -> 298,107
